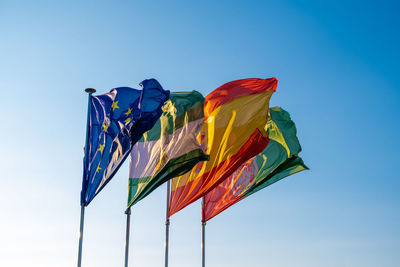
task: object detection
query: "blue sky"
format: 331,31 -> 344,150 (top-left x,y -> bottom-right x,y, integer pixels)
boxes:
0,0 -> 399,266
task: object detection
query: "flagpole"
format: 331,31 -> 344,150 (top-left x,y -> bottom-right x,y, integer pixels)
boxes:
201,221 -> 206,267
77,88 -> 96,267
164,180 -> 171,267
201,197 -> 206,267
77,205 -> 85,267
124,207 -> 132,267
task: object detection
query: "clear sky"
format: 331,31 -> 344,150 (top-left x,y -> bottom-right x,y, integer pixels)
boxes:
0,0 -> 399,266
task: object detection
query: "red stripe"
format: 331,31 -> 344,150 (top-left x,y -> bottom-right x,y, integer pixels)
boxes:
204,77 -> 278,118
169,129 -> 269,217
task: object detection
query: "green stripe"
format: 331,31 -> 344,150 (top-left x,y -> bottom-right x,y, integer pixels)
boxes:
243,156 -> 308,198
127,148 -> 209,207
141,91 -> 204,142
169,91 -> 204,117
141,119 -> 161,142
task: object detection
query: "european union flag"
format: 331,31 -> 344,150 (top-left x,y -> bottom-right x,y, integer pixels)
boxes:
81,79 -> 170,206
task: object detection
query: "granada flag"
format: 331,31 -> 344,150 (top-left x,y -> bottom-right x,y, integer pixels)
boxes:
169,78 -> 278,216
127,91 -> 209,207
202,107 -> 308,221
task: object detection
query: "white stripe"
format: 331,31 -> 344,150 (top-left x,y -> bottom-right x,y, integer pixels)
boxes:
129,118 -> 204,179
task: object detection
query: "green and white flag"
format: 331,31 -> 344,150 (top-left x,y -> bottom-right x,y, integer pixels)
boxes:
127,91 -> 209,207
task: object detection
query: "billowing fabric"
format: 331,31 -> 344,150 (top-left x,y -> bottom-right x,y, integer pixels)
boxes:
202,107 -> 308,221
81,79 -> 169,206
169,78 -> 278,217
127,91 -> 209,207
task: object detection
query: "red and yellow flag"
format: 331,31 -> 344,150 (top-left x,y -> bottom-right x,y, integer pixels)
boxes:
169,78 -> 278,216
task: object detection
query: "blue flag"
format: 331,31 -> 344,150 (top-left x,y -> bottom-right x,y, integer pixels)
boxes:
81,79 -> 170,206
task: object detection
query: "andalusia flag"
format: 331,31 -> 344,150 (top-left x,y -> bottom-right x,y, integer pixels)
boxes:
202,107 -> 308,221
169,78 -> 278,216
127,91 -> 209,207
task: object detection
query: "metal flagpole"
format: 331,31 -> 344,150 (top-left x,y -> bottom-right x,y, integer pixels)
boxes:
124,207 -> 132,267
77,88 -> 96,267
164,180 -> 171,267
201,221 -> 206,267
77,205 -> 85,267
201,198 -> 206,267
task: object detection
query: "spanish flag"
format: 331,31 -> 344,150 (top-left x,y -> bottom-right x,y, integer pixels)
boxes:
169,78 -> 278,216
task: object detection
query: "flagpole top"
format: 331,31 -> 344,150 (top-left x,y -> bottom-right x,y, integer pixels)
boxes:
85,88 -> 96,94
125,208 -> 131,215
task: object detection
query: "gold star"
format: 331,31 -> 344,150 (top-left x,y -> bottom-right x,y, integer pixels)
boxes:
124,117 -> 131,124
102,123 -> 109,132
125,108 -> 132,116
96,165 -> 102,173
98,144 -> 104,153
111,101 -> 119,111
